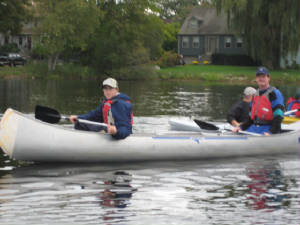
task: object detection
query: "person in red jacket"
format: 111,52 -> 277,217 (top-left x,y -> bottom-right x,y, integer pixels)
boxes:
286,89 -> 300,117
233,67 -> 284,135
69,78 -> 133,139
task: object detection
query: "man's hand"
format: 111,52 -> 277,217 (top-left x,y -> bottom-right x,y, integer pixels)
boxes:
69,115 -> 78,123
107,125 -> 117,135
232,126 -> 241,133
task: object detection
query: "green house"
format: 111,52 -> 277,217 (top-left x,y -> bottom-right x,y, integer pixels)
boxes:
178,7 -> 246,63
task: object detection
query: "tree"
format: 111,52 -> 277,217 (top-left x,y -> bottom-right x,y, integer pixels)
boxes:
0,0 -> 30,35
214,0 -> 300,69
84,0 -> 164,73
34,0 -> 100,71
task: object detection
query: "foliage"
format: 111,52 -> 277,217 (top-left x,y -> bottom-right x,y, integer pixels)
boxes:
31,43 -> 47,60
157,51 -> 180,68
213,0 -> 300,69
34,0 -> 100,71
0,0 -> 31,35
0,43 -> 20,53
157,0 -> 200,22
83,0 -> 163,74
161,22 -> 180,51
212,54 -> 260,66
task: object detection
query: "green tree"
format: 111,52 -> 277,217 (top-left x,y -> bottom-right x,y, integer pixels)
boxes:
157,0 -> 199,21
34,0 -> 100,71
84,0 -> 163,73
0,0 -> 30,35
214,0 -> 300,69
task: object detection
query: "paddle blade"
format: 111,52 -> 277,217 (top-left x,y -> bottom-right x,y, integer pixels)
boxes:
194,119 -> 219,131
35,105 -> 61,124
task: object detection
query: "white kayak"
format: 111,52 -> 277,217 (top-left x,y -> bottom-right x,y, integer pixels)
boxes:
169,118 -> 300,133
0,108 -> 299,163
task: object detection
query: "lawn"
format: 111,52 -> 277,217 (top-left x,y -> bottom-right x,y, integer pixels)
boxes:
157,64 -> 300,83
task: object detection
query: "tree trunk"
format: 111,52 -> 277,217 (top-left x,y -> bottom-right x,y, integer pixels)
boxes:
47,53 -> 60,71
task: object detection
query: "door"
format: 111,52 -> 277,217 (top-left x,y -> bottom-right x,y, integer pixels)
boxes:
206,36 -> 218,55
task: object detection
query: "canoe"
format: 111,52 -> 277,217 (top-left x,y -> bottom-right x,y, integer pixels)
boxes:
0,108 -> 299,163
169,118 -> 300,133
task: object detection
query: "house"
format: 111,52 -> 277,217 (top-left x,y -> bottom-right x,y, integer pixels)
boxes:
177,6 -> 246,64
0,22 -> 35,56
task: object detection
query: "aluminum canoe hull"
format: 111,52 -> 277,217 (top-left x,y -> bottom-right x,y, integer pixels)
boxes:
0,109 -> 299,163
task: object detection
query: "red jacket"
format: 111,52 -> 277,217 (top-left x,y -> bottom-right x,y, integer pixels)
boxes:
287,97 -> 300,117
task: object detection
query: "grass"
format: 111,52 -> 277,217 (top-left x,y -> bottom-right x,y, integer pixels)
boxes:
0,62 -> 299,84
157,64 -> 300,84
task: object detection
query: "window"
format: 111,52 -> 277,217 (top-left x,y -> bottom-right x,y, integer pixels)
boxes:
189,19 -> 197,29
225,37 -> 231,48
192,37 -> 200,48
236,37 -> 243,48
182,37 -> 189,48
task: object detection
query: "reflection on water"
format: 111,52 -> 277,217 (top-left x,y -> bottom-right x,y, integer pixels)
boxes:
245,162 -> 289,211
100,171 -> 136,209
100,171 -> 137,222
0,157 -> 298,225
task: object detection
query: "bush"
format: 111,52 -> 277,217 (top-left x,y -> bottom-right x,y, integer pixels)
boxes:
212,54 -> 260,66
31,44 -> 48,60
156,51 -> 180,68
0,43 -> 20,53
109,64 -> 157,80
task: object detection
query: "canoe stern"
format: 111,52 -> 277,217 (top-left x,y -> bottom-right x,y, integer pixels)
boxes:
0,108 -> 19,157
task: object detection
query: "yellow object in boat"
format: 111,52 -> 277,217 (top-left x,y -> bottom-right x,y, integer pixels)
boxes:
283,116 -> 300,124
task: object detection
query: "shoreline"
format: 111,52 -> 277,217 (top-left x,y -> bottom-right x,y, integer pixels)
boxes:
0,63 -> 299,85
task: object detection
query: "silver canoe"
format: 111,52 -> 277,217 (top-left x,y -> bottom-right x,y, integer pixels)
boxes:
0,108 -> 299,163
169,118 -> 300,132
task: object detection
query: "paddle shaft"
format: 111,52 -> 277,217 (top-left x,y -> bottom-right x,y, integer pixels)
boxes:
60,115 -> 108,127
284,109 -> 298,116
224,128 -> 262,136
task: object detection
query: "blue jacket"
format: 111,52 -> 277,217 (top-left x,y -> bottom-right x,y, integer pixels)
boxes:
78,93 -> 133,139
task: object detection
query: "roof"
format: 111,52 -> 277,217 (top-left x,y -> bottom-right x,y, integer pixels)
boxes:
178,6 -> 230,35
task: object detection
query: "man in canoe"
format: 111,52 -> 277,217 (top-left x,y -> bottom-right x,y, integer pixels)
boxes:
69,78 -> 133,139
233,67 -> 284,135
227,86 -> 256,127
286,89 -> 300,117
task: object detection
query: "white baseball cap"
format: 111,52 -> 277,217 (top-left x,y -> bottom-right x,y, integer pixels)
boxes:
102,78 -> 118,88
243,87 -> 256,96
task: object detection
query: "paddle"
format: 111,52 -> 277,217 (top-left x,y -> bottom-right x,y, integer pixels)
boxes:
35,105 -> 107,127
193,119 -> 262,136
284,109 -> 299,116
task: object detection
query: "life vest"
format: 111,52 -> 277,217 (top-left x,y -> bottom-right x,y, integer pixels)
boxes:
102,99 -> 133,125
287,97 -> 300,117
251,87 -> 275,124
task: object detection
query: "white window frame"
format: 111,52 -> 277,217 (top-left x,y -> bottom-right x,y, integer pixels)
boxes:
192,37 -> 200,48
182,36 -> 189,48
189,19 -> 198,29
236,37 -> 243,48
225,37 -> 231,48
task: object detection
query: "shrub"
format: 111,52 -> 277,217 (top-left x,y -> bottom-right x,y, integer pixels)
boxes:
156,51 -> 180,68
0,43 -> 20,53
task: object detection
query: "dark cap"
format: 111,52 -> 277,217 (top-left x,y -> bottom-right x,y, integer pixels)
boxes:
256,67 -> 269,76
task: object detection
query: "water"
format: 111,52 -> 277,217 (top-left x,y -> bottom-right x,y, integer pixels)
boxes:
0,78 -> 299,225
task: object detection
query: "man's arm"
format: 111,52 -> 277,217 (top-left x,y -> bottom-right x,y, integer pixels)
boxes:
269,89 -> 285,134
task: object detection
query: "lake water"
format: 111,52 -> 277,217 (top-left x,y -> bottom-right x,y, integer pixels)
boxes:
0,78 -> 299,225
